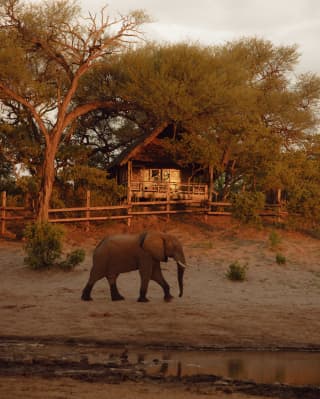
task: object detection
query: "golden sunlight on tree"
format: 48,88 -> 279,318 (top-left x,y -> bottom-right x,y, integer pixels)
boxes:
0,0 -> 148,221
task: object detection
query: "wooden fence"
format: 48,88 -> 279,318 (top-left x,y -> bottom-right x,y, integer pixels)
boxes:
0,190 -> 284,236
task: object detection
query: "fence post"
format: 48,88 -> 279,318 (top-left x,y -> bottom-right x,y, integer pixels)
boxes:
1,191 -> 6,236
166,183 -> 170,221
85,190 -> 91,232
127,212 -> 131,227
127,161 -> 132,227
204,201 -> 209,222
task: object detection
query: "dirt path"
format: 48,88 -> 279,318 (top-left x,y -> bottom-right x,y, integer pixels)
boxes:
1,217 -> 320,398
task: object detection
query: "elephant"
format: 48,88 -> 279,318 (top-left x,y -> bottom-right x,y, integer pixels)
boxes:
81,231 -> 187,303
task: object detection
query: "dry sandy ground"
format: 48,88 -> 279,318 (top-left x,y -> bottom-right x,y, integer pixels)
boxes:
0,376 -> 276,399
0,216 -> 320,398
0,377 -> 272,399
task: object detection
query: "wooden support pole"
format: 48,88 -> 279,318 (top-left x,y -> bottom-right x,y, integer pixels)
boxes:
127,161 -> 132,227
166,183 -> 170,221
206,164 -> 214,221
127,161 -> 132,205
208,164 -> 214,203
1,191 -> 6,236
277,188 -> 281,203
85,190 -> 91,232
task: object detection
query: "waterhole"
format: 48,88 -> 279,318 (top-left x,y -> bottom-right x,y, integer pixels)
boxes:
1,340 -> 320,386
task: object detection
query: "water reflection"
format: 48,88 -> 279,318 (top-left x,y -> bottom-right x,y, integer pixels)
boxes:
2,341 -> 320,386
228,359 -> 244,379
141,351 -> 320,385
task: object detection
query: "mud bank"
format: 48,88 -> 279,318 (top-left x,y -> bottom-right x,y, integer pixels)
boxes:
1,337 -> 320,399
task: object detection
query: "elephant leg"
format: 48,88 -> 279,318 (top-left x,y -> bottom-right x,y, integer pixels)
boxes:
151,264 -> 173,302
81,267 -> 106,301
81,281 -> 94,301
107,275 -> 125,301
138,278 -> 150,302
138,267 -> 152,302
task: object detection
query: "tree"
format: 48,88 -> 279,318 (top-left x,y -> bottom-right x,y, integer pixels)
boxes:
110,39 -> 319,200
226,38 -> 320,196
64,39 -> 320,204
0,0 -> 147,221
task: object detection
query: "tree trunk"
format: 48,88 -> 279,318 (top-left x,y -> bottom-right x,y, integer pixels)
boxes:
37,144 -> 57,223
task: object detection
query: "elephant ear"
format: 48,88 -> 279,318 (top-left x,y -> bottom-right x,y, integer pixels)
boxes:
142,232 -> 167,262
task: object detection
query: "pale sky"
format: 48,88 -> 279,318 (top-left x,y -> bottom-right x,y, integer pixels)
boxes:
80,0 -> 320,75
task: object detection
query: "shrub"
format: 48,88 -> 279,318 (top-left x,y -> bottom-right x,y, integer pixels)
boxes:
59,249 -> 86,270
276,253 -> 286,265
226,261 -> 248,281
269,230 -> 281,250
280,153 -> 320,227
23,223 -> 84,270
231,191 -> 265,225
24,223 -> 64,269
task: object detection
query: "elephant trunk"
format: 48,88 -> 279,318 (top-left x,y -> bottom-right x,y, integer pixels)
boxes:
177,261 -> 185,297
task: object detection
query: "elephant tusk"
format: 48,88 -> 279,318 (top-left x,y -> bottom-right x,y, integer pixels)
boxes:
177,261 -> 187,269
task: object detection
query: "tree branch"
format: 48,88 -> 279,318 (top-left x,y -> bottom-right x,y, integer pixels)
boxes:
61,100 -> 116,132
0,83 -> 50,144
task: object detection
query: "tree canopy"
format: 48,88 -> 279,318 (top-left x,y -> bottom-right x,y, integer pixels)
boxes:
84,39 -> 320,197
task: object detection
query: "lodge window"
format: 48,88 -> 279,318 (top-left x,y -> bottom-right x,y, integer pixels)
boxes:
150,169 -> 160,181
162,169 -> 170,181
149,169 -> 171,182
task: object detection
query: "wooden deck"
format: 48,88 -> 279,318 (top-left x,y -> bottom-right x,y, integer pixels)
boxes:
130,181 -> 208,201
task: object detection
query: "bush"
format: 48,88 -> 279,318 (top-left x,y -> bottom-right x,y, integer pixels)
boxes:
276,253 -> 286,265
226,261 -> 248,281
269,230 -> 281,250
281,154 -> 320,227
24,223 -> 63,269
59,249 -> 86,270
231,191 -> 265,225
286,186 -> 320,228
23,223 -> 84,270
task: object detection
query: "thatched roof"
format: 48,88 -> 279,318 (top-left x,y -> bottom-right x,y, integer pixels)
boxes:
110,122 -> 169,167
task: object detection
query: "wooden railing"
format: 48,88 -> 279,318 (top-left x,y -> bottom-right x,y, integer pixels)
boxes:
130,181 -> 208,199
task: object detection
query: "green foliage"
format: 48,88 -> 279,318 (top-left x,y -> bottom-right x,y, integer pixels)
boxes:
235,130 -> 283,193
226,261 -> 248,281
59,249 -> 85,271
110,42 -> 255,170
280,152 -> 320,226
24,223 -> 64,269
0,121 -> 43,178
16,176 -> 40,195
107,38 -> 320,201
23,223 -> 84,270
276,253 -> 286,265
269,230 -> 282,250
4,175 -> 41,207
231,191 -> 265,224
58,165 -> 126,206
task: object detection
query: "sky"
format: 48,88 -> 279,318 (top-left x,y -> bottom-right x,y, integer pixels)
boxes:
79,0 -> 320,75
